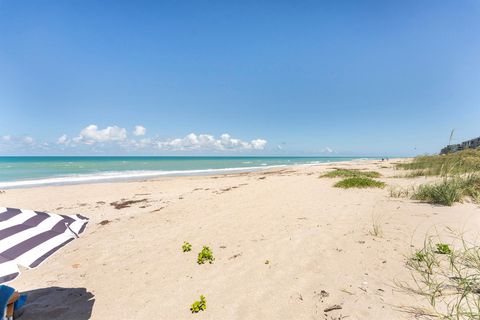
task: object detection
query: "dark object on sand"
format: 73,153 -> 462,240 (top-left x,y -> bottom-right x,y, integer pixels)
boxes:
110,199 -> 147,209
324,304 -> 342,312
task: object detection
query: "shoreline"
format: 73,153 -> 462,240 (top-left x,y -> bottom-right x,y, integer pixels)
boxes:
0,158 -> 387,190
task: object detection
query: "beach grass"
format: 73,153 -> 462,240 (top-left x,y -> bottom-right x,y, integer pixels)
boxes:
321,168 -> 381,179
412,174 -> 480,206
397,149 -> 480,177
397,231 -> 480,319
334,176 -> 385,189
389,186 -> 415,198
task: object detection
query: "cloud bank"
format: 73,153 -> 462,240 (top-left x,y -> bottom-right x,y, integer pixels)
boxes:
0,124 -> 268,154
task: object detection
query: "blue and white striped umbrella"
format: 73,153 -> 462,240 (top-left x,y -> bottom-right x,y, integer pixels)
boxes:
0,207 -> 88,283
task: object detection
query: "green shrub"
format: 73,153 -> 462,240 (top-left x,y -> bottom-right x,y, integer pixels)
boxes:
412,175 -> 480,206
436,243 -> 452,255
197,246 -> 215,264
182,241 -> 192,252
321,168 -> 381,178
334,177 -> 385,189
413,180 -> 463,206
190,295 -> 207,313
413,251 -> 426,262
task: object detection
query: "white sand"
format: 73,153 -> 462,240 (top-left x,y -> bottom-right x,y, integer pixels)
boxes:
3,159 -> 480,319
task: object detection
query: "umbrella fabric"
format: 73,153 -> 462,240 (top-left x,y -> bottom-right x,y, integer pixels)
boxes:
0,207 -> 88,283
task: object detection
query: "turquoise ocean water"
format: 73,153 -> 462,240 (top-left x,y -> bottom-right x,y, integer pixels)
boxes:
0,156 -> 376,188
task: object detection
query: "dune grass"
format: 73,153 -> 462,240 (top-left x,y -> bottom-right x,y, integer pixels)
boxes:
397,231 -> 480,319
389,186 -> 415,198
412,174 -> 480,206
321,168 -> 381,178
334,176 -> 385,189
397,149 -> 480,177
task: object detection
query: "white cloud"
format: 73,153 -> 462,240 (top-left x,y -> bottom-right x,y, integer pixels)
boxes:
75,125 -> 127,145
1,127 -> 267,154
158,133 -> 267,151
251,139 -> 267,150
133,125 -> 146,136
322,147 -> 333,153
23,136 -> 34,144
57,134 -> 69,145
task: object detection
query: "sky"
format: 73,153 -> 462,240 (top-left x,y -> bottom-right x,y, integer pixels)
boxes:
0,0 -> 479,156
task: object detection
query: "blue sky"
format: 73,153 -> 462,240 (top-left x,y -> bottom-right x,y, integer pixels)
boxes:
0,0 -> 479,156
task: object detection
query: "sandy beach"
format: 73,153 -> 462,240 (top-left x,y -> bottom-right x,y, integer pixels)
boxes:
3,159 -> 480,320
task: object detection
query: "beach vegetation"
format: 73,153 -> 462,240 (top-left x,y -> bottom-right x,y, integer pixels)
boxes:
334,177 -> 385,189
370,215 -> 383,237
321,168 -> 381,179
397,231 -> 480,319
197,246 -> 215,264
389,186 -> 415,198
182,241 -> 192,252
190,295 -> 207,313
396,149 -> 480,177
412,174 -> 480,206
435,243 -> 452,255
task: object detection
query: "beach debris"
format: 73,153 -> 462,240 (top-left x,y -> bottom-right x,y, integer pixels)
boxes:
340,289 -> 354,295
314,290 -> 329,302
96,201 -> 106,205
265,260 -> 270,264
182,242 -> 192,252
228,253 -> 242,260
110,198 -> 147,209
197,246 -> 215,264
72,263 -> 80,269
258,176 -> 266,180
219,245 -> 227,249
98,219 -> 111,226
324,305 -> 342,312
190,295 -> 207,313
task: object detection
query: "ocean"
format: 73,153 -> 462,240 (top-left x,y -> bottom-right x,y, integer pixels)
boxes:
0,156 -> 375,188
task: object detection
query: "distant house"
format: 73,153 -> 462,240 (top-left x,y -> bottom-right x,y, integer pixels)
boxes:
440,136 -> 480,154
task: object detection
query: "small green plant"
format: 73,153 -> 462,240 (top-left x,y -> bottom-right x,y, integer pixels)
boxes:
334,177 -> 385,189
197,246 -> 215,264
321,168 -> 381,178
190,295 -> 206,313
182,241 -> 192,252
412,251 -> 426,262
436,243 -> 452,255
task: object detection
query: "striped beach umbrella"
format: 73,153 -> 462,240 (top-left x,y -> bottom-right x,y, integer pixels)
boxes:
0,207 -> 88,283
